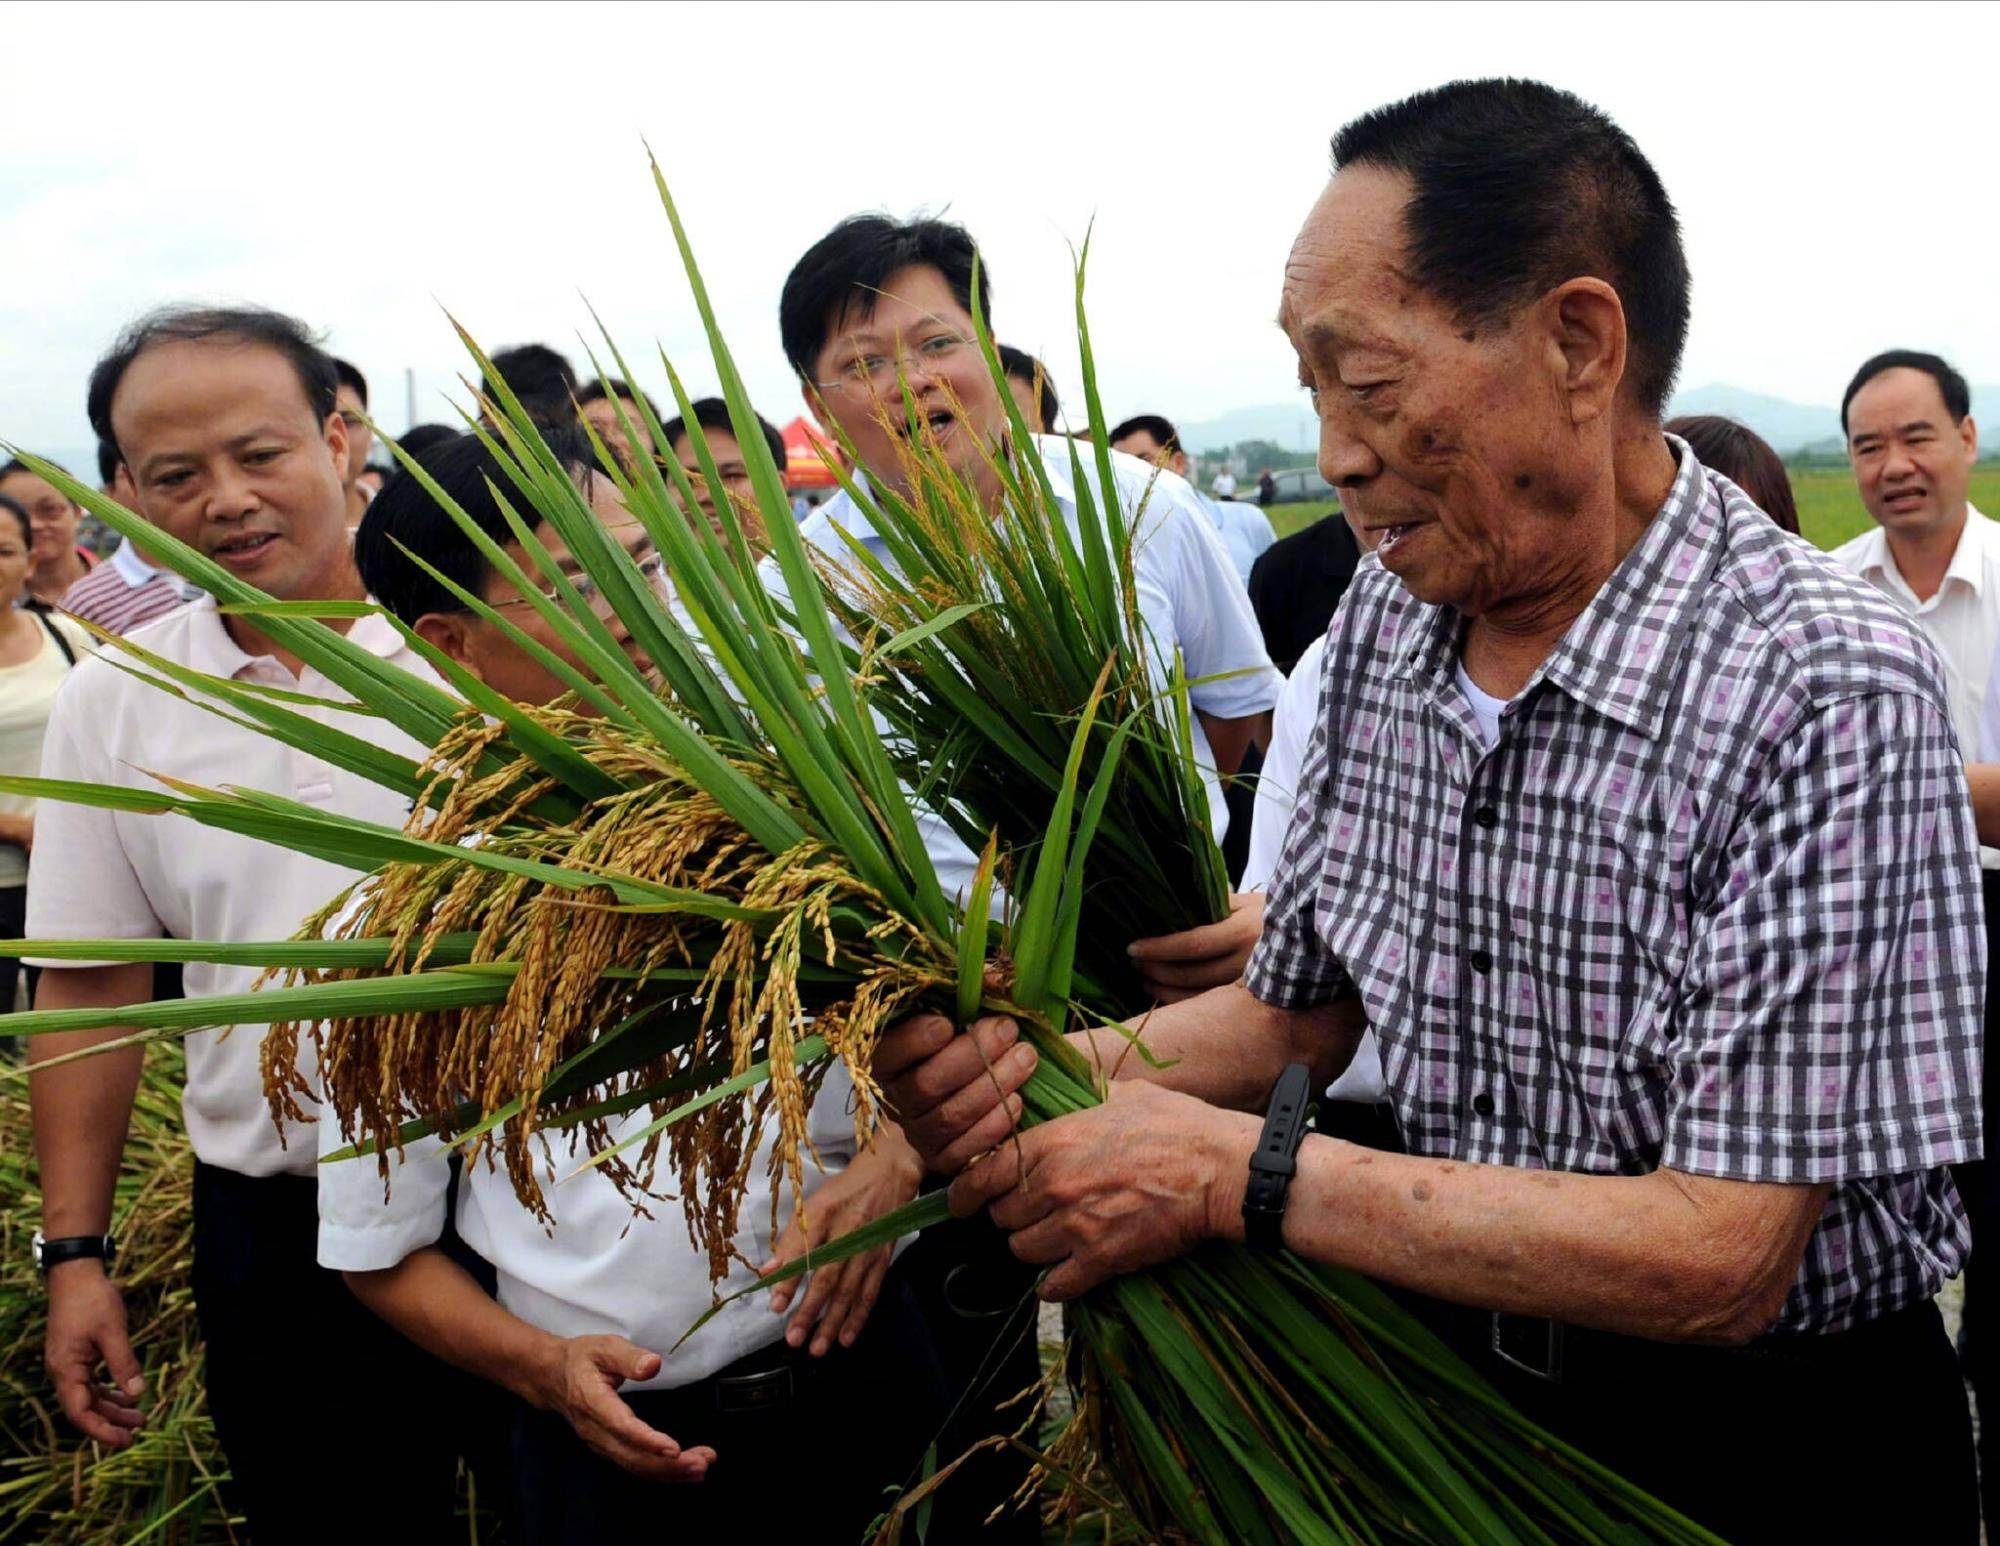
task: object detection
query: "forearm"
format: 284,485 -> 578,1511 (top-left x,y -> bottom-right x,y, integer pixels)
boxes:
345,1247 -> 563,1409
1225,1134 -> 1826,1345
1197,709 -> 1273,775
1967,763 -> 2000,847
28,965 -> 154,1237
1069,982 -> 1356,1112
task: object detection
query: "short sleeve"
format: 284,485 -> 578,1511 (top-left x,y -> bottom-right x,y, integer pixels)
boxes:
23,674 -> 164,961
1243,642 -> 1354,1009
316,1117 -> 454,1271
1128,478 -> 1279,722
1664,690 -> 1984,1183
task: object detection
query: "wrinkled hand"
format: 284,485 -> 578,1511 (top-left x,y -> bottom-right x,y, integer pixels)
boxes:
875,1012 -> 1036,1175
949,1082 -> 1257,1302
537,1334 -> 713,1483
45,1262 -> 145,1447
761,1127 -> 923,1356
1127,893 -> 1265,1003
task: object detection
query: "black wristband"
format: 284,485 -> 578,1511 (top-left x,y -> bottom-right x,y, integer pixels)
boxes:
32,1232 -> 116,1276
1241,1063 -> 1314,1251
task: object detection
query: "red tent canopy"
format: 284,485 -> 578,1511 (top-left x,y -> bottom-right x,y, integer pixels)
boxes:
781,416 -> 841,490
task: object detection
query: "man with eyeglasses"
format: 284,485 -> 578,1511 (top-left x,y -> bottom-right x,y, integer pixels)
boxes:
771,212 -> 1280,1541
325,424 -> 946,1543
25,305 -> 474,1540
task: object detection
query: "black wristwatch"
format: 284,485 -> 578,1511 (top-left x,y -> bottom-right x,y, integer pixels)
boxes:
1241,1063 -> 1314,1251
31,1231 -> 116,1276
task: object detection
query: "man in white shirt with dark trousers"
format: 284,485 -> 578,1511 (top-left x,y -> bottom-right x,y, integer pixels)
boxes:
1831,347 -> 1997,1534
25,307 -> 473,1542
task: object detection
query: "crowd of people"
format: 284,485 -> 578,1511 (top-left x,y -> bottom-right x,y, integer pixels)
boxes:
7,74 -> 1997,1544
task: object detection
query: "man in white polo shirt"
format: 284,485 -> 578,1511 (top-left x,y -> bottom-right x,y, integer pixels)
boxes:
1831,346 -> 1998,1533
773,212 -> 1280,1542
26,306 -> 469,1540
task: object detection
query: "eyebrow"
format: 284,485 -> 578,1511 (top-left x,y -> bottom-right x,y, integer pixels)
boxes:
1853,419 -> 1940,442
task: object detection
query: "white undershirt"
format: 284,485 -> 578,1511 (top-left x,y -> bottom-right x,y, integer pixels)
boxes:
1454,660 -> 1510,750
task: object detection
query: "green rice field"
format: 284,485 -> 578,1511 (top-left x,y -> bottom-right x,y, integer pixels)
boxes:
1268,466 -> 2000,553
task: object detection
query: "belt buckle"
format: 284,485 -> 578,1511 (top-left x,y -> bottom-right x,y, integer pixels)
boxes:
1491,1312 -> 1565,1383
714,1364 -> 794,1415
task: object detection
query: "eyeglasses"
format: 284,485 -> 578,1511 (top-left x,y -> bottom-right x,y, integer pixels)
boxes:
814,331 -> 973,399
494,549 -> 668,615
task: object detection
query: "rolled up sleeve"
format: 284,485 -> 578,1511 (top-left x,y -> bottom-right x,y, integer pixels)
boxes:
316,1112 -> 455,1272
1666,690 -> 1984,1182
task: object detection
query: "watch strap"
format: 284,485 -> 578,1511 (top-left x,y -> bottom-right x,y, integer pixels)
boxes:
34,1232 -> 115,1275
1242,1062 -> 1314,1251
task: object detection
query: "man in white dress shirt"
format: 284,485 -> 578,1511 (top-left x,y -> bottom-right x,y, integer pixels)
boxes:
1110,412 -> 1277,584
26,307 -> 470,1540
326,424 -> 944,1543
774,212 -> 1280,1542
1831,346 -> 1997,1532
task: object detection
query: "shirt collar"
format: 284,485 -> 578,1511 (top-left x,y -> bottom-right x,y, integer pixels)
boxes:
183,593 -> 406,682
828,434 -> 1083,545
1402,435 -> 1718,741
1857,503 -> 1992,597
109,537 -> 158,588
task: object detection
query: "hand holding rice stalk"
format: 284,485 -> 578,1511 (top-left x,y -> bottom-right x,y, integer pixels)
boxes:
0,162 -> 1722,1544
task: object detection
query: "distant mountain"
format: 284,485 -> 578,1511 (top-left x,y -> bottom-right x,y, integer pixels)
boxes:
1178,404 -> 1317,456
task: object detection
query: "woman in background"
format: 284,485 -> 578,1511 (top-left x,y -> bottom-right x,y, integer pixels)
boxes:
1665,413 -> 1801,535
0,493 -> 89,1016
0,458 -> 100,609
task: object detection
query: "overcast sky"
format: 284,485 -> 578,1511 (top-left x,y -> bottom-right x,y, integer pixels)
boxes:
5,0 -> 1998,465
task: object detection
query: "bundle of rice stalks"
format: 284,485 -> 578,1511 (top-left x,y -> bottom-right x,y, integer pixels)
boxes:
0,163 -> 1724,1544
0,1043 -> 237,1545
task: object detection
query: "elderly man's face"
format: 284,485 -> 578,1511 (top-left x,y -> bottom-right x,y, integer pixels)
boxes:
1280,167 -> 1604,617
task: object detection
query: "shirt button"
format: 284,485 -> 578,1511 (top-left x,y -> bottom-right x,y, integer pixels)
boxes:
1468,948 -> 1494,974
1474,804 -> 1499,829
1472,1092 -> 1496,1117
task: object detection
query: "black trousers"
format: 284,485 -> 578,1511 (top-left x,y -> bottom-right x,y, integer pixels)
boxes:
0,882 -> 35,1019
887,1212 -> 1044,1544
508,1282 -> 945,1545
189,1162 -> 479,1544
1421,1294 -> 1977,1543
1952,867 -> 2000,1531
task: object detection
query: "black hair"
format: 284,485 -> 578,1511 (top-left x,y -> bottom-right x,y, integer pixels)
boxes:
96,438 -> 120,487
660,397 -> 787,470
482,344 -> 577,423
576,376 -> 663,424
997,345 -> 1060,432
1664,415 -> 1799,536
1108,414 -> 1182,458
1840,350 -> 1972,436
1330,79 -> 1690,416
0,494 -> 29,548
779,214 -> 990,381
396,423 -> 462,459
332,357 -> 368,407
86,305 -> 339,453
356,422 -> 588,623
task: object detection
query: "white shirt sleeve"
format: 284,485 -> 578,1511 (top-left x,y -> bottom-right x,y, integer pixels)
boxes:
1980,634 -> 2000,763
1241,637 -> 1326,892
1129,472 -> 1280,721
316,1115 -> 456,1272
24,671 -> 165,956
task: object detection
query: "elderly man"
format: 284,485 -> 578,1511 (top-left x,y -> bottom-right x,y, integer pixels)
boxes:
878,80 -> 1983,1543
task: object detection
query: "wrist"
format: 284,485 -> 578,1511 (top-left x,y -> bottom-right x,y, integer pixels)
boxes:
1202,1108 -> 1262,1246
511,1330 -> 569,1413
44,1255 -> 109,1290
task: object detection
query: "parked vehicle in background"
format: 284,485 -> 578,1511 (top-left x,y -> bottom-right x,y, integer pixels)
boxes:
1264,466 -> 1338,504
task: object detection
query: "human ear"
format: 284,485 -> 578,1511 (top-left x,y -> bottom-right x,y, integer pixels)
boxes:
324,411 -> 352,475
1961,414 -> 1979,464
412,612 -> 484,678
1545,278 -> 1628,428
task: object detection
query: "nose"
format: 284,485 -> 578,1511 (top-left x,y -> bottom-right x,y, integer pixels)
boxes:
203,462 -> 260,520
1317,402 -> 1381,490
1881,442 -> 1919,484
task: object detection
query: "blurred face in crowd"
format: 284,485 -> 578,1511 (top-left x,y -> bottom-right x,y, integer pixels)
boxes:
0,510 -> 32,610
669,426 -> 768,552
419,475 -> 656,707
1005,371 -> 1044,434
0,469 -> 82,571
806,264 -> 1004,498
1280,166 -> 1633,619
334,381 -> 372,485
1846,367 -> 1977,544
1108,425 -> 1191,480
111,337 -> 356,603
582,395 -> 655,470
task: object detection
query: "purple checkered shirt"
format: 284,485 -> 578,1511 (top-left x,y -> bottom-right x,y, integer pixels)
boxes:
1245,443 -> 1985,1333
